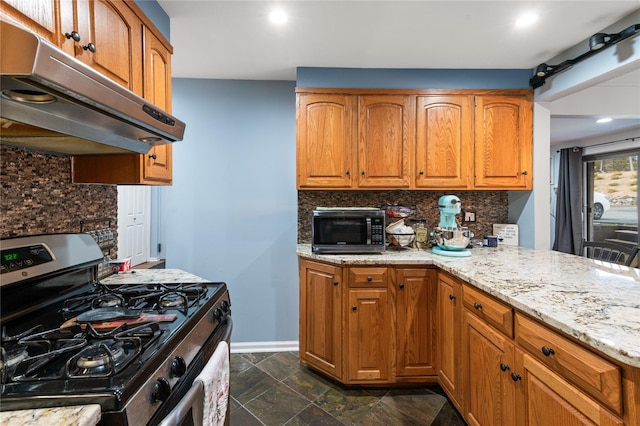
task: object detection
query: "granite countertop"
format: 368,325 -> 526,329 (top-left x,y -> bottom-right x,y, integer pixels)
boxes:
102,268 -> 211,285
297,244 -> 640,368
0,405 -> 101,426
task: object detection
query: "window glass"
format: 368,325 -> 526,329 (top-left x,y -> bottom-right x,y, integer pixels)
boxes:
585,153 -> 639,247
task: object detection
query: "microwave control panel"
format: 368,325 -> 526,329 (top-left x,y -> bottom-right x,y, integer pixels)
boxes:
371,218 -> 385,245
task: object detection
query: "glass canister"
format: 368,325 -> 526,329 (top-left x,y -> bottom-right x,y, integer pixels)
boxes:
410,219 -> 429,249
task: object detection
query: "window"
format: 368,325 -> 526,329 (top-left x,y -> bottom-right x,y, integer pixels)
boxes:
584,151 -> 639,247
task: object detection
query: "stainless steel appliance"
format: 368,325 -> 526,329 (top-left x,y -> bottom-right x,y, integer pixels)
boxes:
312,207 -> 385,254
0,234 -> 231,425
0,19 -> 186,156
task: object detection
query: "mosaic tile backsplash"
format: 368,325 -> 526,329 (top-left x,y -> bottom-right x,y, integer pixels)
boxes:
0,146 -> 118,259
298,190 -> 509,244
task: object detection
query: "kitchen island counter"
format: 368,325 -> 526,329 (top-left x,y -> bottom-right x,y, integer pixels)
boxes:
297,244 -> 640,368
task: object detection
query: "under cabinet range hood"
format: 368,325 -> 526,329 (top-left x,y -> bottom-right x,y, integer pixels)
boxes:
0,19 -> 186,156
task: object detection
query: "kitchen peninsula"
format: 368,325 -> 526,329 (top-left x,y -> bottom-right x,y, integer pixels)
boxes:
297,244 -> 640,425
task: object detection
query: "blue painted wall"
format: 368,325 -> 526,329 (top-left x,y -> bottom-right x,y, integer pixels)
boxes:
134,0 -> 170,39
162,79 -> 298,344
297,67 -> 532,89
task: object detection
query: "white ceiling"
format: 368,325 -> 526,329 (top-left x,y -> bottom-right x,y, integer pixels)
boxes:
157,0 -> 640,146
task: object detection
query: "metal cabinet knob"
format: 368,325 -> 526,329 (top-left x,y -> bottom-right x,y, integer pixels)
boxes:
333,281 -> 339,286
82,42 -> 96,53
149,153 -> 157,160
521,171 -> 528,175
419,170 -> 424,175
352,305 -> 357,311
500,363 -> 510,372
473,302 -> 482,310
346,170 -> 350,175
65,31 -> 81,42
399,283 -> 404,289
366,276 -> 372,282
511,373 -> 522,382
361,170 -> 365,175
542,346 -> 555,357
449,294 -> 456,301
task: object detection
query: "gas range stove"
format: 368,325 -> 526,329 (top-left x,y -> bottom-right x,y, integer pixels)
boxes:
0,234 -> 232,425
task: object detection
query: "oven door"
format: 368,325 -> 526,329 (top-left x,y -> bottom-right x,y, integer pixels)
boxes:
152,315 -> 232,426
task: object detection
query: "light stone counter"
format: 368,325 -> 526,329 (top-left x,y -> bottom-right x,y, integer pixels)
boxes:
102,268 -> 211,284
297,244 -> 640,368
0,405 -> 101,426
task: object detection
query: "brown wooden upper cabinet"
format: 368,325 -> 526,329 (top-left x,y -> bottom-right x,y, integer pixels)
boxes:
474,95 -> 532,189
296,94 -> 355,188
415,95 -> 473,189
296,88 -> 533,191
2,0 -> 176,185
1,0 -> 143,94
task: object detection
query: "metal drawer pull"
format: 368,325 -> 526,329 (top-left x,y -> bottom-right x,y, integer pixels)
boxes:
473,302 -> 482,310
367,276 -> 372,282
399,283 -> 404,289
542,346 -> 555,357
500,363 -> 510,372
352,305 -> 357,311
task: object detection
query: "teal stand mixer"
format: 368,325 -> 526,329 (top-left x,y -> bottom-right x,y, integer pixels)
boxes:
431,195 -> 473,257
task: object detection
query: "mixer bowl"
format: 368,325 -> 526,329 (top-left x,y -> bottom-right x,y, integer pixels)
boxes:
433,227 -> 473,251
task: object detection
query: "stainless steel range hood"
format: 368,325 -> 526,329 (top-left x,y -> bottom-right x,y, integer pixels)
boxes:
0,19 -> 185,156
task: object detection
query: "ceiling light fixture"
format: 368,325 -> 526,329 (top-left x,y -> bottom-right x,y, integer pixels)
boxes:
530,23 -> 640,89
516,13 -> 538,27
269,10 -> 287,24
596,117 -> 613,123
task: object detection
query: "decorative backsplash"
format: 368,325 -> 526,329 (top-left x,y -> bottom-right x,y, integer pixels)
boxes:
0,146 -> 118,259
298,190 -> 509,244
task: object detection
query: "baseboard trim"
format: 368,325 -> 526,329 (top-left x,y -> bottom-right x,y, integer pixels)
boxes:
230,341 -> 299,354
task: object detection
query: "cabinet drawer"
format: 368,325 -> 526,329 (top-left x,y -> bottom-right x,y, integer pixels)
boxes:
348,267 -> 389,288
515,313 -> 622,414
463,285 -> 513,337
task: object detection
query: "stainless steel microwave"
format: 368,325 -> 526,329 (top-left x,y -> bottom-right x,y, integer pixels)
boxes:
312,208 -> 386,254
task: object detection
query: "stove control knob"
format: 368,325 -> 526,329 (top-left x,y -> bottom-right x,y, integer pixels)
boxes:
213,308 -> 223,322
151,377 -> 171,402
221,301 -> 230,312
171,356 -> 187,378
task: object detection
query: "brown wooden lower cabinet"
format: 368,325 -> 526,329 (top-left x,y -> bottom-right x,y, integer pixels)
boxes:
297,258 -> 637,425
437,272 -> 463,410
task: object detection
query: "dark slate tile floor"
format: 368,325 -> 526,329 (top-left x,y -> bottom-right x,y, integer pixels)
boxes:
229,352 -> 467,426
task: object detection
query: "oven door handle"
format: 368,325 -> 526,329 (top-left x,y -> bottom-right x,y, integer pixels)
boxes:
157,380 -> 204,426
156,314 -> 232,426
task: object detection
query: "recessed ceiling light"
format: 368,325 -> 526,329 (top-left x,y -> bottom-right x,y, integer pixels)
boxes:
596,117 -> 613,123
269,9 -> 287,24
515,13 -> 538,27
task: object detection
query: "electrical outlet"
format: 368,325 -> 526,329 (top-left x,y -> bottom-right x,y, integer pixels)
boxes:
463,209 -> 476,223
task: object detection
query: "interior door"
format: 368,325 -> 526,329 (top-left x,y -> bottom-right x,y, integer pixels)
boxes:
117,186 -> 150,266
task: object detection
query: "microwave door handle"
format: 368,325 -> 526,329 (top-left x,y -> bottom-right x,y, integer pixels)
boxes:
366,217 -> 372,245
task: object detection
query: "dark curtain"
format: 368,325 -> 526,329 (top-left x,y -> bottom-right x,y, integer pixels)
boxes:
553,147 -> 583,254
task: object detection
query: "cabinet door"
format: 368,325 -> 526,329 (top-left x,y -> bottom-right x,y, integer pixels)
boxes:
464,310 -> 516,426
437,272 -> 463,410
395,268 -> 437,377
142,27 -> 172,182
1,0 -> 59,44
357,95 -> 412,188
515,350 -> 623,426
299,260 -> 343,380
75,0 -> 142,94
415,95 -> 473,189
296,94 -> 355,189
474,95 -> 532,189
346,288 -> 391,382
